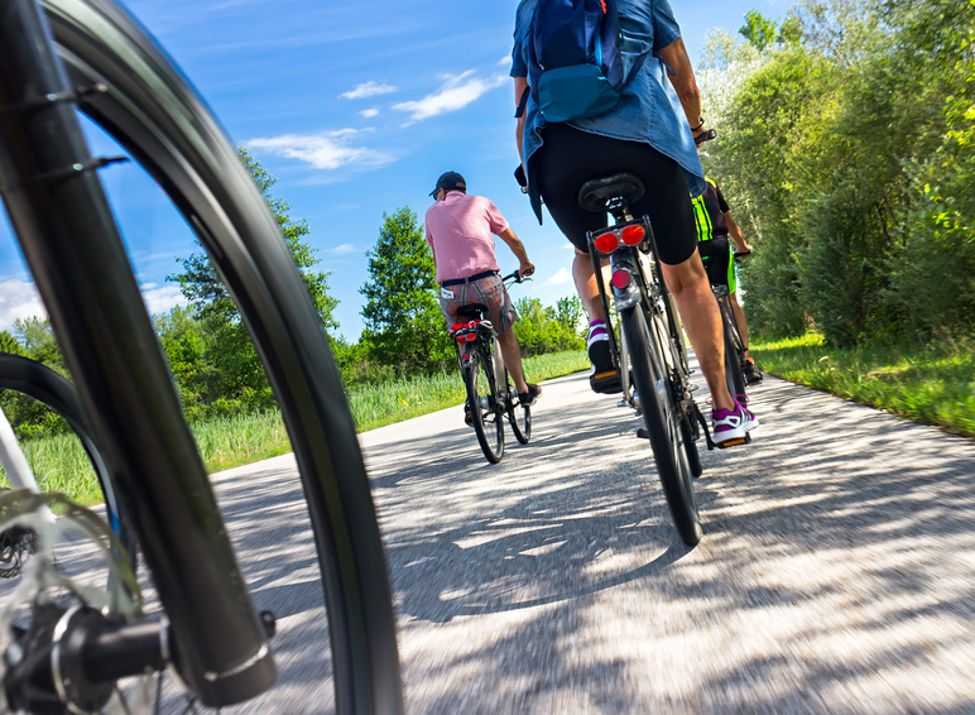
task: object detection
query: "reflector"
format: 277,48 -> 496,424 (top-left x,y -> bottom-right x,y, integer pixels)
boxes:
611,269 -> 632,290
593,231 -> 619,254
621,224 -> 646,245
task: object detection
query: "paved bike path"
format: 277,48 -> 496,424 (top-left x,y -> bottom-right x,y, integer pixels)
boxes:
131,369 -> 974,712
353,370 -> 975,714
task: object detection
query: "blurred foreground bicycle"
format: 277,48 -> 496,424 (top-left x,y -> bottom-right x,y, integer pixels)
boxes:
0,0 -> 402,711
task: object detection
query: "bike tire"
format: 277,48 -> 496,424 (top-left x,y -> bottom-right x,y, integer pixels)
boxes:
0,353 -> 136,564
504,370 -> 531,445
465,349 -> 504,464
722,306 -> 747,402
621,306 -> 702,546
38,1 -> 403,711
681,404 -> 703,479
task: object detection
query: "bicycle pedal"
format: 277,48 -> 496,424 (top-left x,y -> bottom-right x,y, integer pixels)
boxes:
715,433 -> 751,449
636,427 -> 649,439
590,369 -> 622,394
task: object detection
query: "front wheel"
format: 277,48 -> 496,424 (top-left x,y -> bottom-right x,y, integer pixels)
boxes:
465,348 -> 505,464
504,370 -> 531,445
621,306 -> 702,546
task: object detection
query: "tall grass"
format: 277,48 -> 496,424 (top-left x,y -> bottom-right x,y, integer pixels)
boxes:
1,350 -> 588,505
752,334 -> 975,437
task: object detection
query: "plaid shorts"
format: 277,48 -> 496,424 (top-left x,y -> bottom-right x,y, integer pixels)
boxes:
438,273 -> 517,335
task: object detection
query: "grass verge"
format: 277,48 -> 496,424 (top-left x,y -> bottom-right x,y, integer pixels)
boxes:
751,333 -> 975,437
2,350 -> 588,504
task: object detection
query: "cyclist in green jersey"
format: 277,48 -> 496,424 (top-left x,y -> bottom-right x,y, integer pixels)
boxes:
691,177 -> 763,384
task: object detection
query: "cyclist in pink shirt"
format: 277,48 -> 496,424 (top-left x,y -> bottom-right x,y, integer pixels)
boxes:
425,171 -> 541,406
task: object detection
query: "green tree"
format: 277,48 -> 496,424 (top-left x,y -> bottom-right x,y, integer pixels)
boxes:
170,148 -> 338,330
513,297 -> 584,356
359,207 -> 453,374
739,10 -> 778,51
168,149 -> 339,414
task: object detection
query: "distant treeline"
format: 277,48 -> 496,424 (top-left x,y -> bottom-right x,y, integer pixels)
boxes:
0,156 -> 582,436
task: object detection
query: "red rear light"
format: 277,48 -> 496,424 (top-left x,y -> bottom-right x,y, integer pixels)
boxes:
611,269 -> 632,290
593,231 -> 619,254
466,333 -> 477,342
621,224 -> 646,245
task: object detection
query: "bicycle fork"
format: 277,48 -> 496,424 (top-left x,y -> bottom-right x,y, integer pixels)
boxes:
0,1 -> 275,705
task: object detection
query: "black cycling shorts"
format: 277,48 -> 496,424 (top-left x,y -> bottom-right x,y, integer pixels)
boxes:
532,123 -> 698,265
698,235 -> 736,292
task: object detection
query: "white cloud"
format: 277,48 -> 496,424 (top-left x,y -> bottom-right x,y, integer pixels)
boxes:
0,279 -> 46,329
328,243 -> 357,255
359,108 -> 380,119
544,267 -> 571,287
0,279 -> 188,329
498,54 -> 511,66
141,283 -> 187,315
393,71 -> 507,123
247,130 -> 394,171
339,81 -> 397,100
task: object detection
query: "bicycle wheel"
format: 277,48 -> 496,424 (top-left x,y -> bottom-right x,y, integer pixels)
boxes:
680,404 -> 703,479
721,303 -> 748,402
621,306 -> 702,546
465,349 -> 505,464
0,353 -> 136,565
1,1 -> 403,711
504,370 -> 532,445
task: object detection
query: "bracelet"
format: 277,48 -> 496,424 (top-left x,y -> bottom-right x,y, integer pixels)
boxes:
690,117 -> 705,132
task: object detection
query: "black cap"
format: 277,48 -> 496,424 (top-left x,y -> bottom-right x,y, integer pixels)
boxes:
430,171 -> 466,197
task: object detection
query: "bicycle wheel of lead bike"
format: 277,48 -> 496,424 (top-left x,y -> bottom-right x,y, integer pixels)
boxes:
621,305 -> 702,546
721,303 -> 748,403
465,349 -> 505,464
34,0 -> 402,711
504,369 -> 531,445
0,353 -> 136,568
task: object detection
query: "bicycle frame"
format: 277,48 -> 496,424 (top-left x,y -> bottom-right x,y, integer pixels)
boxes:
0,0 -> 274,705
588,217 -> 694,414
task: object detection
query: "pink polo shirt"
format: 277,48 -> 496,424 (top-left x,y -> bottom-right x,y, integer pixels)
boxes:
425,191 -> 509,283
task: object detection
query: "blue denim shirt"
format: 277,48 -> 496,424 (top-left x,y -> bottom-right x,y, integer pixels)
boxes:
511,0 -> 706,216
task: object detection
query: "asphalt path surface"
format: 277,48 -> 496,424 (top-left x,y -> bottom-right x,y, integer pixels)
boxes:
4,370 -> 973,713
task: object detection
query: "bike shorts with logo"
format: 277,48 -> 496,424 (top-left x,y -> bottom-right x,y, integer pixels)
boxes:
698,235 -> 737,293
438,273 -> 517,335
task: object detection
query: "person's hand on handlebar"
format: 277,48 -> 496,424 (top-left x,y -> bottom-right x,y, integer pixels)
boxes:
518,261 -> 535,280
694,127 -> 717,146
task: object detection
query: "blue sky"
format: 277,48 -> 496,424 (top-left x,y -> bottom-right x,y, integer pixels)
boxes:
0,0 -> 787,339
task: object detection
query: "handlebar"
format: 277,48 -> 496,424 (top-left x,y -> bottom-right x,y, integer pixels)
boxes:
694,128 -> 717,146
502,270 -> 531,284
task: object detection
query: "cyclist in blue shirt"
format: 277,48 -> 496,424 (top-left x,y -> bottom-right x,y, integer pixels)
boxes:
509,0 -> 758,444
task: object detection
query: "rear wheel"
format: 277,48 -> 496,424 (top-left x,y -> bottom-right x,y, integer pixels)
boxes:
680,404 -> 703,479
465,348 -> 505,464
621,306 -> 702,546
722,305 -> 747,403
504,370 -> 531,445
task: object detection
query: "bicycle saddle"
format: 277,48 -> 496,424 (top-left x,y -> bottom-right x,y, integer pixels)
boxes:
577,173 -> 645,213
456,303 -> 490,320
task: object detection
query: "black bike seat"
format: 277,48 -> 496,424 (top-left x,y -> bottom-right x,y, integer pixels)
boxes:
577,173 -> 645,213
456,303 -> 490,320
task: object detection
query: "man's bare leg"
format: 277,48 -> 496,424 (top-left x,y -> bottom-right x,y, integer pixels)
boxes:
497,328 -> 530,394
729,292 -> 752,359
